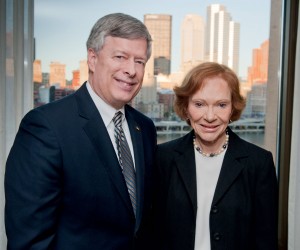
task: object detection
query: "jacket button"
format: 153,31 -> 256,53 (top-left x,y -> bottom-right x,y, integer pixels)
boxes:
212,205 -> 218,214
213,232 -> 221,241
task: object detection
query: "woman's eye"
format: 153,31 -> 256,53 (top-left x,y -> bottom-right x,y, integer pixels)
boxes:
219,103 -> 227,108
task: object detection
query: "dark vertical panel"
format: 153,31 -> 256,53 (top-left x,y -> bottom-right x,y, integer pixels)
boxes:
278,0 -> 299,249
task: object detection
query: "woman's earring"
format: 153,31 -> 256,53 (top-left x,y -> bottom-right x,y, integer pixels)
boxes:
229,119 -> 233,123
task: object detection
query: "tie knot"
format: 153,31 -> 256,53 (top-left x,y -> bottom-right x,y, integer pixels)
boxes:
113,111 -> 123,128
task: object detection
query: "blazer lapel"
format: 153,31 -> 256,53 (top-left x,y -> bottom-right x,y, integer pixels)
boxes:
212,129 -> 248,205
174,132 -> 198,216
75,84 -> 134,216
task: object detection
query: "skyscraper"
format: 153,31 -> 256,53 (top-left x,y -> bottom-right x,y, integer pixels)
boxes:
72,69 -> 80,88
205,4 -> 240,74
144,14 -> 172,75
180,14 -> 205,72
33,60 -> 42,83
248,40 -> 269,85
49,61 -> 66,87
79,60 -> 88,85
228,21 -> 240,74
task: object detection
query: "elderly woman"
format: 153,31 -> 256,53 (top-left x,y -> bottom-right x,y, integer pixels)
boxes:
153,62 -> 278,250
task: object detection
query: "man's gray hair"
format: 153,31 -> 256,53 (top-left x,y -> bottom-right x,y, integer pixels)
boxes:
86,13 -> 152,60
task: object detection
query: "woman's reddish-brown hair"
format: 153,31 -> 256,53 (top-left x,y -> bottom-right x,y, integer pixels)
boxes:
174,62 -> 246,124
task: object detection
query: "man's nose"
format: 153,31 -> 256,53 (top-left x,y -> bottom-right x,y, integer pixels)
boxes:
124,59 -> 136,77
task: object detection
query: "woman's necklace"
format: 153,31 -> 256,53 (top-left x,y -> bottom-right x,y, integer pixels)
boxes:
193,129 -> 229,157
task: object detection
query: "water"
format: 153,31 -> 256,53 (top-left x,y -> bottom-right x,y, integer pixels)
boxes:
157,131 -> 265,148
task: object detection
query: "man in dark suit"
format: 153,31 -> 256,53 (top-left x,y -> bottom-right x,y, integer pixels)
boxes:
5,13 -> 156,250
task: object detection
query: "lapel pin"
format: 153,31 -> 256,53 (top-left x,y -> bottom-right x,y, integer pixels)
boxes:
135,126 -> 140,131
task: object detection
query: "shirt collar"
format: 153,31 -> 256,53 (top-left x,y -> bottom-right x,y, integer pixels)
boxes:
86,81 -> 125,127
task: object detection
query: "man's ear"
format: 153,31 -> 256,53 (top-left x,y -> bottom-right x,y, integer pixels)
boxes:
87,48 -> 97,73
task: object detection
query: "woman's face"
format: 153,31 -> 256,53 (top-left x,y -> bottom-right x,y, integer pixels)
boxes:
187,76 -> 233,152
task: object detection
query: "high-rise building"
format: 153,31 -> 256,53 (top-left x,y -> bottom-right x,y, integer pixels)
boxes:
144,14 -> 172,75
180,14 -> 205,71
228,21 -> 240,73
247,40 -> 269,85
72,69 -> 80,88
205,4 -> 240,74
157,89 -> 175,118
243,83 -> 267,118
79,60 -> 88,84
42,72 -> 50,86
49,61 -> 66,88
33,60 -> 42,83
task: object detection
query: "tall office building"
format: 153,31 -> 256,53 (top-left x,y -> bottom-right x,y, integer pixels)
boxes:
243,82 -> 267,118
42,72 -> 50,86
144,14 -> 172,75
72,69 -> 80,88
248,40 -> 269,85
180,14 -> 205,72
228,21 -> 240,74
49,61 -> 66,87
33,60 -> 42,83
79,59 -> 88,85
205,4 -> 240,74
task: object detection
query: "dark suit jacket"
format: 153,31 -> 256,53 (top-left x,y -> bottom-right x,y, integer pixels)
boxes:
5,83 -> 157,250
153,129 -> 278,250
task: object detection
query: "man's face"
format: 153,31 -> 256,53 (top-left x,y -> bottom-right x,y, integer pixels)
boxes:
88,36 -> 148,109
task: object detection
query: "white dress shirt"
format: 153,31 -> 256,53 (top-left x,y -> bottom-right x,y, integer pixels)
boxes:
86,82 -> 136,168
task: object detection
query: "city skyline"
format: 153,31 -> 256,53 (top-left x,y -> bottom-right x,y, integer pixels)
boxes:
34,0 -> 270,80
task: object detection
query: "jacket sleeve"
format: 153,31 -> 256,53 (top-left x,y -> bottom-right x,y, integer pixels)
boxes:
5,109 -> 62,249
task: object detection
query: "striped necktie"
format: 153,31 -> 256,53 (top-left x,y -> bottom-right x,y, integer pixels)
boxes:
113,111 -> 137,216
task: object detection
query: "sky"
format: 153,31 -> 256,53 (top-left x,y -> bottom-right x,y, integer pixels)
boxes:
34,0 -> 271,80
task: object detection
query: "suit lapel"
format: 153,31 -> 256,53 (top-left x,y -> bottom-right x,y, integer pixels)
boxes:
75,84 -> 134,216
212,129 -> 248,205
174,132 -> 198,215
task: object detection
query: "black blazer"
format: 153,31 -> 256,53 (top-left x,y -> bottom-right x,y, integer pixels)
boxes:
5,83 -> 157,250
153,129 -> 278,250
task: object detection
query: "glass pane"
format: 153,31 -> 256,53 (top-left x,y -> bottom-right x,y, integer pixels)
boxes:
34,0 -> 278,152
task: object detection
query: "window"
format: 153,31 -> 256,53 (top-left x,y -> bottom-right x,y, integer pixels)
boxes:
3,0 -> 299,249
